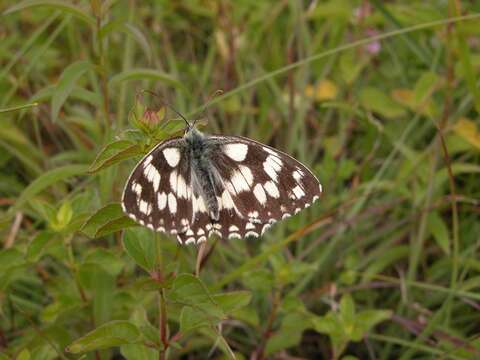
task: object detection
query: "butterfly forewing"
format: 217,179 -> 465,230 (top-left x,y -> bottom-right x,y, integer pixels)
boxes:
122,137 -> 194,235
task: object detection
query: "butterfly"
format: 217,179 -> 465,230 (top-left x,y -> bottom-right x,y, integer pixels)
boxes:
122,118 -> 322,245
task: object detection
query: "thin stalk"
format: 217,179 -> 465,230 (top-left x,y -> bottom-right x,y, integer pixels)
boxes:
158,289 -> 168,360
95,12 -> 112,131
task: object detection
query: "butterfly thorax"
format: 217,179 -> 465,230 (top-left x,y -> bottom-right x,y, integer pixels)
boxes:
184,127 -> 223,221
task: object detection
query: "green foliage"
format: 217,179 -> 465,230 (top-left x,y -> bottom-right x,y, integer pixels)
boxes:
1,0 -> 480,359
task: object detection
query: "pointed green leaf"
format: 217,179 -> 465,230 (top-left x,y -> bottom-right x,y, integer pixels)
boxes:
120,344 -> 157,360
82,203 -> 136,238
359,87 -> 406,118
352,310 -> 391,341
427,212 -> 450,255
66,320 -> 140,353
8,164 -> 88,217
26,230 -> 58,262
122,228 -> 157,272
51,60 -> 93,121
212,291 -> 251,314
89,140 -> 143,174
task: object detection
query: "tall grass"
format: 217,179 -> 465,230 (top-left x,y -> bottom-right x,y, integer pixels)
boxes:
0,1 -> 479,359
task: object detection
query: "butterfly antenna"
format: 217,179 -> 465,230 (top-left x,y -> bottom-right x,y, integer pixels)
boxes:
138,90 -> 191,129
192,89 -> 224,128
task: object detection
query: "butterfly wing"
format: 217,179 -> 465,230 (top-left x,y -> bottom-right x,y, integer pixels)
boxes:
122,137 -> 194,237
122,133 -> 322,245
206,135 -> 322,235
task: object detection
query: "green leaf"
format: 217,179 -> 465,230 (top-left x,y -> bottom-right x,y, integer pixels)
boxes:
83,249 -> 125,276
109,69 -> 182,89
180,306 -> 212,333
78,263 -> 115,325
89,140 -> 143,174
82,203 -> 137,238
0,248 -> 24,273
122,228 -> 158,272
340,294 -> 356,331
413,71 -> 439,104
312,314 -> 339,335
7,164 -> 88,218
17,349 -> 30,360
120,344 -> 157,360
66,320 -> 141,353
212,291 -> 251,314
169,274 -> 223,318
266,313 -> 312,355
359,87 -> 406,118
26,230 -> 58,262
99,21 -> 152,63
362,245 -> 410,282
427,212 -> 450,256
51,60 -> 93,121
352,310 -> 391,341
3,0 -> 96,26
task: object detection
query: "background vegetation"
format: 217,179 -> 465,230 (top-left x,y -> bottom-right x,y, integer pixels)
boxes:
1,1 -> 480,359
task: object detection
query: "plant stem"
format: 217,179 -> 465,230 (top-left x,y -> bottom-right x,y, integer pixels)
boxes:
95,10 -> 112,131
158,289 -> 168,360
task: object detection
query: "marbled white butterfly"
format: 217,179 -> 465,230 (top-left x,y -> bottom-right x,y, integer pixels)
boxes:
122,119 -> 322,245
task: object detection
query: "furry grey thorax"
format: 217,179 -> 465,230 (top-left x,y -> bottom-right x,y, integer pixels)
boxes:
184,127 -> 223,221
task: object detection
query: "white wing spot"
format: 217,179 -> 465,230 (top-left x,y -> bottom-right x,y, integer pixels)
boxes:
147,223 -> 154,230
168,193 -> 177,214
144,163 -> 161,192
132,182 -> 142,196
157,226 -> 165,232
294,208 -> 301,214
223,143 -> 248,162
264,181 -> 280,198
230,170 -> 250,193
229,233 -> 241,239
158,192 -> 167,210
245,231 -> 259,237
229,225 -> 239,232
177,175 -> 188,199
313,195 -> 320,203
248,211 -> 259,219
197,228 -> 205,235
139,200 -> 152,216
253,184 -> 267,205
221,190 -> 235,210
319,183 -> 323,193
293,170 -> 303,182
261,224 -> 271,235
282,213 -> 291,219
197,236 -> 207,243
238,165 -> 254,186
246,222 -> 255,230
263,155 -> 282,182
163,148 -> 180,167
292,185 -> 305,199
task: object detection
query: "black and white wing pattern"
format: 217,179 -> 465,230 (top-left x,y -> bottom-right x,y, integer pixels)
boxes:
122,131 -> 322,245
122,137 -> 194,235
207,136 -> 322,234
